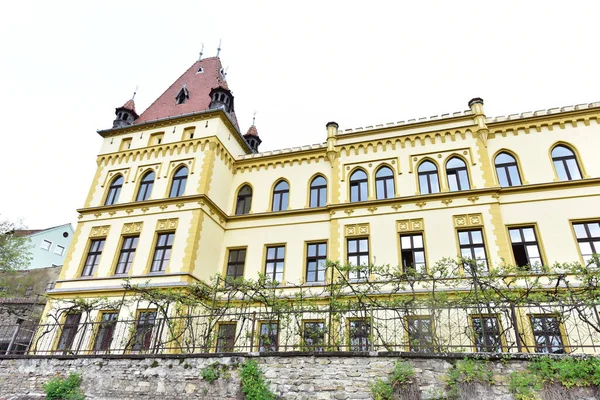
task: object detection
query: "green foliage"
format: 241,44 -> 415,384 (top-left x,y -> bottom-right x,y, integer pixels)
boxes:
239,359 -> 276,400
508,371 -> 541,400
445,358 -> 493,398
43,373 -> 85,400
370,361 -> 416,400
150,360 -> 159,368
201,364 -> 221,383
0,217 -> 32,273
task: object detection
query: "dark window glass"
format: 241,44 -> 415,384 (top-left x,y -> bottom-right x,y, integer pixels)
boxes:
349,319 -> 370,351
82,239 -> 105,276
472,315 -> 502,353
530,315 -> 565,354
400,234 -> 426,273
115,236 -> 139,275
573,222 -> 600,266
303,321 -> 325,351
131,311 -> 157,352
226,249 -> 246,280
265,246 -> 285,283
458,229 -> 488,272
375,166 -> 395,200
552,145 -> 582,181
446,157 -> 470,192
104,176 -> 123,205
93,312 -> 118,352
150,233 -> 174,272
136,171 -> 155,202
309,176 -> 327,208
258,322 -> 278,352
169,167 -> 188,198
495,152 -> 522,187
235,185 -> 252,215
417,161 -> 440,194
306,242 -> 327,283
407,316 -> 434,353
347,238 -> 369,280
57,313 -> 82,353
349,169 -> 368,202
272,181 -> 289,211
216,323 -> 236,352
508,227 -> 543,271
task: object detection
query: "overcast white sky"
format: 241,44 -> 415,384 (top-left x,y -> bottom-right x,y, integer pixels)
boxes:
1,1 -> 599,229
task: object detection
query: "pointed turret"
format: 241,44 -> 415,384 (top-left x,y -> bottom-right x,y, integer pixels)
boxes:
112,98 -> 139,128
243,124 -> 262,153
133,57 -> 238,128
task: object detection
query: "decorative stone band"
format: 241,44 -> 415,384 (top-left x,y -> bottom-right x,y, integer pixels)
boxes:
156,218 -> 178,232
89,225 -> 111,238
122,222 -> 143,235
345,223 -> 369,237
397,218 -> 424,233
453,213 -> 483,228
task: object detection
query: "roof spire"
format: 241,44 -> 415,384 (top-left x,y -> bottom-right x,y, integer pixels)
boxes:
198,43 -> 204,61
132,85 -> 138,100
252,111 -> 257,125
216,39 -> 222,57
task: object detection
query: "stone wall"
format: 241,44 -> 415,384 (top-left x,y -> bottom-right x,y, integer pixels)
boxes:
0,353 -> 597,400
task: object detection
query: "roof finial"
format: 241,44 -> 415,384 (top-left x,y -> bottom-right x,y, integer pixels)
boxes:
198,43 -> 204,61
216,39 -> 222,57
224,66 -> 229,78
132,85 -> 138,100
252,111 -> 257,125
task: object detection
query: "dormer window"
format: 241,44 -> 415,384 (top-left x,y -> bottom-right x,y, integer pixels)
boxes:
196,67 -> 204,74
175,86 -> 189,105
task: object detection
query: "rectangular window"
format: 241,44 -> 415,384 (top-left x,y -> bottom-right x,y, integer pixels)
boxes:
471,315 -> 502,353
407,316 -> 434,353
131,311 -> 157,352
347,238 -> 369,280
183,127 -> 196,140
400,234 -> 426,274
306,242 -> 327,283
216,323 -> 236,352
119,138 -> 132,151
54,245 -> 65,256
573,221 -> 600,266
41,239 -> 52,251
150,233 -> 174,272
81,239 -> 105,276
56,313 -> 82,352
303,321 -> 326,351
115,236 -> 139,275
258,322 -> 279,352
226,249 -> 246,280
349,319 -> 370,351
509,227 -> 543,271
149,132 -> 164,146
92,312 -> 118,352
458,229 -> 488,272
530,315 -> 565,354
265,246 -> 285,283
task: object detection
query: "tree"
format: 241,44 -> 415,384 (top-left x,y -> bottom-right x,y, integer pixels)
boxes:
0,216 -> 32,296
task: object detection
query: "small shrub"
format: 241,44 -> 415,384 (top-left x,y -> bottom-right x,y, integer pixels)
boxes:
201,364 -> 221,383
239,359 -> 276,400
370,361 -> 417,400
43,373 -> 85,400
371,378 -> 394,400
508,371 -> 541,400
446,358 -> 493,398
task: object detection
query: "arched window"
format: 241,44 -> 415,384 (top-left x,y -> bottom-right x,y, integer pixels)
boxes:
375,166 -> 395,200
235,185 -> 253,215
136,171 -> 155,202
169,166 -> 188,198
349,169 -> 368,202
417,161 -> 440,194
446,157 -> 470,192
272,180 -> 289,211
104,175 -> 123,206
551,145 -> 582,181
309,176 -> 327,208
495,152 -> 522,187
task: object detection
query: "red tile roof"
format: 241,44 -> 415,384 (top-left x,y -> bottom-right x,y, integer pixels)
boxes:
244,125 -> 259,137
135,57 -> 238,128
120,99 -> 137,114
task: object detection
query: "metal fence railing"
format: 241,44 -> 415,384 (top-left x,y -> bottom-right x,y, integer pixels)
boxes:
2,303 -> 600,356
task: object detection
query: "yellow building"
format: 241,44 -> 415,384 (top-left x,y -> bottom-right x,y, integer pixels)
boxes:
37,55 -> 600,356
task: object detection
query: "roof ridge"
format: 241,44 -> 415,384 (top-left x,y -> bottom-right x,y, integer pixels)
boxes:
487,101 -> 600,123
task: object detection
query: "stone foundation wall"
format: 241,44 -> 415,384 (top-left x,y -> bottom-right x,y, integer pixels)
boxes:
0,354 -> 597,400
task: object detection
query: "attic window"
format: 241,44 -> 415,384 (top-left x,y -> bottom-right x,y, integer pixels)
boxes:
175,86 -> 189,105
196,67 -> 204,74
